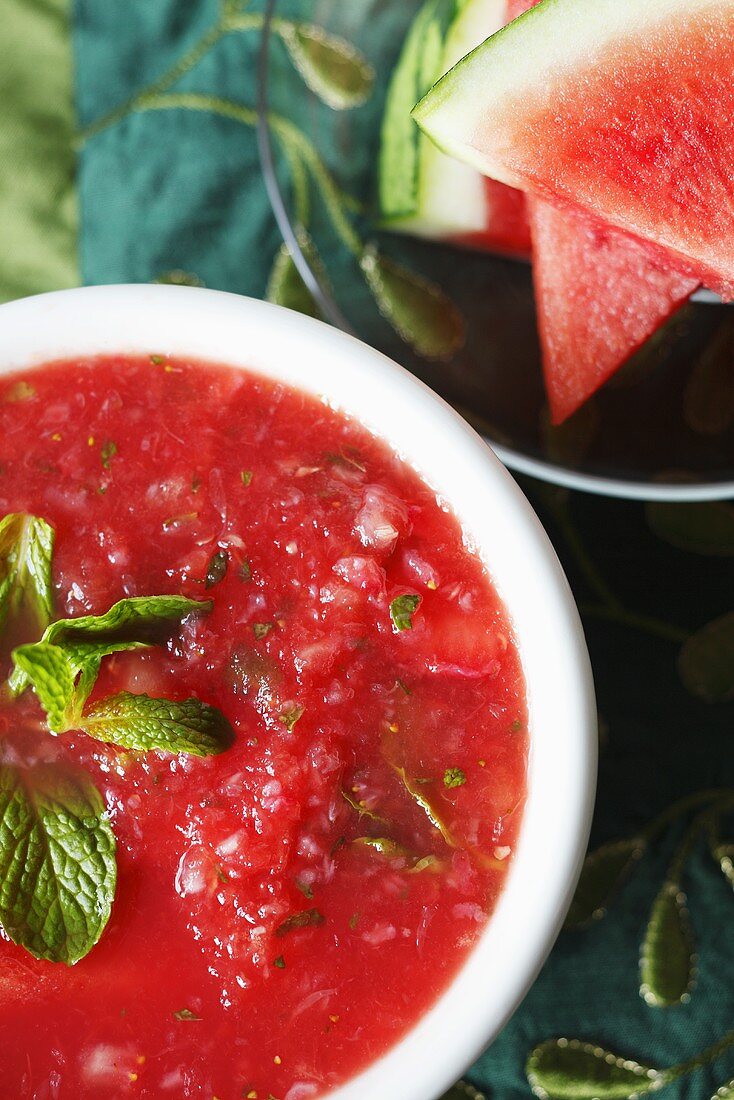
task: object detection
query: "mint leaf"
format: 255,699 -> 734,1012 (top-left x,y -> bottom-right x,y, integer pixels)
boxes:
11,642 -> 77,733
81,692 -> 234,756
10,594 -> 211,697
44,594 -> 211,648
390,593 -> 421,632
0,763 -> 116,964
0,513 -> 54,637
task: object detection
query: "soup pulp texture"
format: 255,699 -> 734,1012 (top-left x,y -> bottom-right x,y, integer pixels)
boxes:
0,356 -> 527,1099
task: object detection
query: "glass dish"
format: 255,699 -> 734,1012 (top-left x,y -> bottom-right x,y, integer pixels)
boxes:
256,0 -> 734,501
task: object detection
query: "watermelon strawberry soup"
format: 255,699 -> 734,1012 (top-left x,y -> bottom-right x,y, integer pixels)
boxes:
0,355 -> 528,1098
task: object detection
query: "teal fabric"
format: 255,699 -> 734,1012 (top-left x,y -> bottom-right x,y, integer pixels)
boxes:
4,1 -> 734,1097
74,0 -> 281,295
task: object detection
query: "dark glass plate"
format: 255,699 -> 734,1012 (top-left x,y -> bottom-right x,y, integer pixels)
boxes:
257,0 -> 734,500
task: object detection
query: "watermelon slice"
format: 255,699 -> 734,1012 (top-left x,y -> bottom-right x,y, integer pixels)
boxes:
379,0 -> 530,255
413,0 -> 734,298
504,0 -> 700,422
529,201 -> 699,421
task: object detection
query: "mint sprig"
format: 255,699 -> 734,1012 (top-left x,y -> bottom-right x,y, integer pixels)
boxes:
81,692 -> 234,756
0,512 -> 235,966
0,513 -> 54,637
0,763 -> 116,964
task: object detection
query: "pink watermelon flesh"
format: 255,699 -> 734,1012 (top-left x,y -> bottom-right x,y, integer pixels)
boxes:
529,200 -> 699,423
476,7 -> 734,299
503,0 -> 699,422
455,176 -> 531,256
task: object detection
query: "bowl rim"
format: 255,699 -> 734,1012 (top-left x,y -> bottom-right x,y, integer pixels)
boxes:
0,284 -> 597,1100
255,0 -> 734,505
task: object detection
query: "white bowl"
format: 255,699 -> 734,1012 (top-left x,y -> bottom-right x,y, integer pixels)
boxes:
0,285 -> 597,1100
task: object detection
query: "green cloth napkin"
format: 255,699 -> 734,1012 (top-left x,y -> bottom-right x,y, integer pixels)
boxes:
3,2 -> 734,1098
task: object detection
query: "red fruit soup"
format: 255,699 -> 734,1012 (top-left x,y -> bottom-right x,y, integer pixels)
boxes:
0,355 -> 527,1099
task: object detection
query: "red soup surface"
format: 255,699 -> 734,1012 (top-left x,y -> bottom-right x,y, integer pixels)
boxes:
0,356 -> 527,1099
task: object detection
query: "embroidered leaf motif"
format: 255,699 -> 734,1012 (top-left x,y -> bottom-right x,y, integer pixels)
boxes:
360,245 -> 464,361
683,319 -> 734,436
711,842 -> 734,889
565,837 -> 646,929
640,881 -> 695,1007
710,1078 -> 734,1100
81,692 -> 234,757
155,270 -> 205,288
678,612 -> 734,703
279,23 -> 374,110
267,239 -> 320,320
439,1084 -> 487,1100
646,501 -> 734,556
526,1039 -> 663,1100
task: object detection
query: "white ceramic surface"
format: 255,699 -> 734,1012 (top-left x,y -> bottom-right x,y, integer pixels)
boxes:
0,285 -> 597,1100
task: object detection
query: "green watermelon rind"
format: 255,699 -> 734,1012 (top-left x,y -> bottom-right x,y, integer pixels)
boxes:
379,0 -> 507,233
378,0 -> 454,221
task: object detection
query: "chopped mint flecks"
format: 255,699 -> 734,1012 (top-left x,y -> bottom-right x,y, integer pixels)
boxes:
280,704 -> 304,732
443,767 -> 466,789
100,440 -> 117,469
275,908 -> 325,937
205,549 -> 229,588
390,593 -> 421,632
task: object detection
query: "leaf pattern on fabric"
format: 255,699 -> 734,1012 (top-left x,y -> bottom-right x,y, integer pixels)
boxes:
526,1039 -> 663,1100
278,22 -> 374,110
710,1079 -> 734,1100
646,501 -> 734,556
267,233 -> 322,320
711,841 -> 734,890
640,881 -> 696,1007
683,319 -> 734,436
359,244 -> 465,360
440,1083 -> 487,1100
155,270 -> 205,287
678,613 -> 734,703
565,837 -> 646,929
